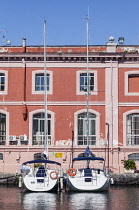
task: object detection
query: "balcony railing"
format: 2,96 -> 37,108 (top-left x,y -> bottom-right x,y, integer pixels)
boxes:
33,134 -> 51,146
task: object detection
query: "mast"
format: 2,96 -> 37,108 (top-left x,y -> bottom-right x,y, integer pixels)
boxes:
85,16 -> 90,147
44,20 -> 48,157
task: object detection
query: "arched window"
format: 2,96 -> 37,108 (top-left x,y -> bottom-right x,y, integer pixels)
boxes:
32,112 -> 51,146
0,113 -> 6,145
34,153 -> 42,160
126,113 -> 139,145
0,153 -> 3,160
78,112 -> 96,145
128,153 -> 139,161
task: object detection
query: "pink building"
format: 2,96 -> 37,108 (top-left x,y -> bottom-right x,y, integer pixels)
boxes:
0,37 -> 139,173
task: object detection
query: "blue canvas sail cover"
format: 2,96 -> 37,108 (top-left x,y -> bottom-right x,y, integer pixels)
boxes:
22,159 -> 61,166
72,157 -> 104,162
85,147 -> 93,157
78,147 -> 95,158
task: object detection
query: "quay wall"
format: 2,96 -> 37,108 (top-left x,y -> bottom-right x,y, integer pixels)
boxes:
112,173 -> 139,185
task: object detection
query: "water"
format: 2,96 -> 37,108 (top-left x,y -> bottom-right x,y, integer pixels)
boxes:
0,185 -> 139,210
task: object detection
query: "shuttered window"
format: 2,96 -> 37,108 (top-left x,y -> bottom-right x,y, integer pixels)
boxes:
128,74 -> 139,93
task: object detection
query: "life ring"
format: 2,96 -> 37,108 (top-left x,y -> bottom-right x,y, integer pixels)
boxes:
50,171 -> 58,179
67,168 -> 77,176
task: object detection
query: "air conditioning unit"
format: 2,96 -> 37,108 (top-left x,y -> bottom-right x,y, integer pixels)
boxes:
9,135 -> 17,141
20,134 -> 28,141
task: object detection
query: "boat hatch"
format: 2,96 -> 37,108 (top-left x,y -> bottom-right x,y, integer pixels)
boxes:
36,167 -> 46,177
37,179 -> 44,183
84,169 -> 92,182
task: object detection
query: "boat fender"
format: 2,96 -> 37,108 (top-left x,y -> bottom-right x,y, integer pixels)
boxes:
50,171 -> 58,179
67,168 -> 77,176
18,176 -> 22,188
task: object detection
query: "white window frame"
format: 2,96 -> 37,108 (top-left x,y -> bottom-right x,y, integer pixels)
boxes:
125,71 -> 139,96
0,70 -> 8,95
76,70 -> 97,95
74,109 -> 100,146
32,70 -> 53,95
77,112 -> 96,146
123,110 -> 139,147
0,109 -> 9,146
29,109 -> 55,146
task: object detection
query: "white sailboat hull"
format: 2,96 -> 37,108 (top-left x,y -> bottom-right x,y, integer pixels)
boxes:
23,176 -> 58,192
23,168 -> 61,192
67,177 -> 109,192
66,169 -> 110,192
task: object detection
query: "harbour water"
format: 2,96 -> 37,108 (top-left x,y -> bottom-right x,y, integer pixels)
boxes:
1,185 -> 139,210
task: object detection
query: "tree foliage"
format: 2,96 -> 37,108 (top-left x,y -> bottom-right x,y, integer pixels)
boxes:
122,159 -> 136,170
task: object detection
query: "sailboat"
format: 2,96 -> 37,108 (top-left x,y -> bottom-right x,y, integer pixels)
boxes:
21,20 -> 63,192
66,152 -> 110,192
66,17 -> 110,192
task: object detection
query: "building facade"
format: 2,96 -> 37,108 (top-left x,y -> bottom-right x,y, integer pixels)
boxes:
0,38 -> 139,173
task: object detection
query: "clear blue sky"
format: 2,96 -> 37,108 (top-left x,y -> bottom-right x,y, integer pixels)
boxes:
0,0 -> 139,46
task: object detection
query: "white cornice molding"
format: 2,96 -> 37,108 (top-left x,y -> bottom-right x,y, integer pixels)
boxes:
1,101 -> 139,106
119,102 -> 139,106
0,62 -> 106,68
2,61 -> 139,68
118,63 -> 139,68
0,101 -> 105,106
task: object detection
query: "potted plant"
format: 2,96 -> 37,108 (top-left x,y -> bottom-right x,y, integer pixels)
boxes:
121,159 -> 136,173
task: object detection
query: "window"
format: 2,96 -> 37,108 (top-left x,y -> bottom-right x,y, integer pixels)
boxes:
80,73 -> 94,92
125,71 -> 139,96
0,153 -> 3,160
128,74 -> 139,93
126,113 -> 139,145
32,112 -> 51,146
0,70 -> 8,94
76,70 -> 97,95
78,112 -> 96,145
32,70 -> 53,94
0,73 -> 5,91
35,73 -> 49,91
128,153 -> 139,161
34,153 -> 43,160
0,113 -> 6,145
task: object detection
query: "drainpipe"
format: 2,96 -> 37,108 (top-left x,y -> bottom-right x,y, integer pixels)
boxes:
71,130 -> 74,168
22,38 -> 27,120
22,59 -> 27,121
106,123 -> 110,173
22,103 -> 27,121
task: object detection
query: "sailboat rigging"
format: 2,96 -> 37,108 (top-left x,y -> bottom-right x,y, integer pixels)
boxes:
85,16 -> 90,148
43,19 -> 48,160
21,20 -> 63,192
66,16 -> 110,192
